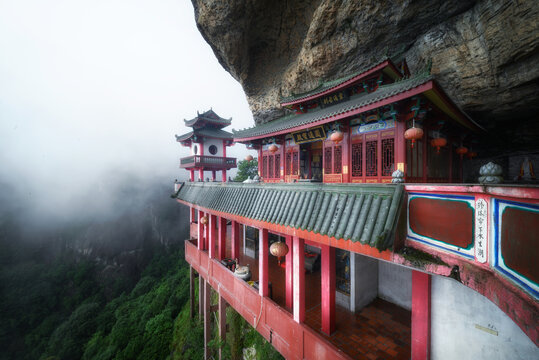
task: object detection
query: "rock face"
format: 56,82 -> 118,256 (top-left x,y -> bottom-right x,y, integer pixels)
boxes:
192,0 -> 539,152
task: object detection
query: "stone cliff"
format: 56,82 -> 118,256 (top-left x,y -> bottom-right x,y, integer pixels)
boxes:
192,0 -> 539,153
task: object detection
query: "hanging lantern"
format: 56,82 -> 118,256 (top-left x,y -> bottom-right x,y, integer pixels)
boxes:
404,126 -> 424,148
467,151 -> 477,159
270,240 -> 289,265
456,146 -> 468,159
330,130 -> 344,144
200,216 -> 208,225
430,137 -> 447,154
245,154 -> 254,162
268,144 -> 278,153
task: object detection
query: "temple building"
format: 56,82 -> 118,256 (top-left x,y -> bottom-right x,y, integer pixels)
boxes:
175,109 -> 236,182
174,57 -> 538,360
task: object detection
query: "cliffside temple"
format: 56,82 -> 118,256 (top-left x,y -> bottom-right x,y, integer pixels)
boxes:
174,56 -> 538,359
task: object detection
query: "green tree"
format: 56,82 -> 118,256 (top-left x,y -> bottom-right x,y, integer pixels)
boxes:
234,158 -> 259,182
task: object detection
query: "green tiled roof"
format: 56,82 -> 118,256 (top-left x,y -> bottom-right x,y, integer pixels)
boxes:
280,56 -> 392,104
234,74 -> 433,140
184,109 -> 232,128
176,128 -> 234,142
175,182 -> 403,251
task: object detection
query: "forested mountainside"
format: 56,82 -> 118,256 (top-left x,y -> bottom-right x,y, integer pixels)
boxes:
0,182 -> 281,360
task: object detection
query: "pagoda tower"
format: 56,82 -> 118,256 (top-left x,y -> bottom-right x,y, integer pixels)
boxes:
176,109 -> 236,182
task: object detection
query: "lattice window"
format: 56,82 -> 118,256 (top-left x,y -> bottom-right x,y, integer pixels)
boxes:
366,141 -> 377,177
275,154 -> 280,178
382,138 -> 394,176
292,151 -> 299,175
286,153 -> 291,175
351,143 -> 362,177
268,155 -> 274,178
262,155 -> 267,178
324,146 -> 332,174
334,145 -> 342,174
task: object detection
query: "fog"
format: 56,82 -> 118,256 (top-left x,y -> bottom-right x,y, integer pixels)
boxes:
0,0 -> 257,229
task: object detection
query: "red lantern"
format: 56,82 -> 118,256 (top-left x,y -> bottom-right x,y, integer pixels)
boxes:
268,144 -> 278,153
200,216 -> 208,225
430,137 -> 447,154
404,127 -> 424,148
245,154 -> 254,162
270,240 -> 289,265
467,151 -> 477,159
456,146 -> 468,158
330,130 -> 344,144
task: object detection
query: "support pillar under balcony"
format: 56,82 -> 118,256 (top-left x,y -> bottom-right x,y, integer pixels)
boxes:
198,275 -> 204,319
212,170 -> 216,182
189,266 -> 195,319
203,279 -> 211,360
218,294 -> 228,360
198,168 -> 204,181
222,169 -> 227,182
293,236 -> 305,323
190,169 -> 195,182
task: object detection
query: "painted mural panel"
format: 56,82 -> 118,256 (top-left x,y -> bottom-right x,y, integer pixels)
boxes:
494,199 -> 539,298
407,193 -> 475,258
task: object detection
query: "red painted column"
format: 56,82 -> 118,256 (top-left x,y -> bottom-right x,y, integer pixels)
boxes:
209,215 -> 217,258
293,236 -> 305,323
231,221 -> 240,260
190,169 -> 195,182
199,168 -> 204,181
211,170 -> 216,182
285,235 -> 293,310
198,211 -> 205,250
396,118 -> 406,177
342,130 -> 350,183
218,217 -> 226,260
321,244 -> 336,335
205,215 -> 210,251
412,270 -> 431,360
259,228 -> 269,297
222,170 -> 227,182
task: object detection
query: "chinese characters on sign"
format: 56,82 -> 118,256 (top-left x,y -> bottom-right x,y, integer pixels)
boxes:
475,198 -> 488,263
292,126 -> 326,144
319,91 -> 349,107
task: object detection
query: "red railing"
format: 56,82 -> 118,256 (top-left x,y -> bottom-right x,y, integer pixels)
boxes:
185,240 -> 352,360
180,155 -> 236,169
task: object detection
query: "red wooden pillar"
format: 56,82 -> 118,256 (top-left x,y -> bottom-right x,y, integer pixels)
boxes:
218,295 -> 227,360
293,236 -> 305,323
211,170 -> 216,182
218,217 -> 226,260
205,215 -> 210,250
190,169 -> 195,182
258,148 -> 263,177
285,235 -> 293,310
321,244 -> 335,335
199,168 -> 204,181
231,221 -> 240,260
342,130 -> 350,183
198,211 -> 205,250
259,228 -> 269,297
222,170 -> 227,182
203,279 -> 211,360
412,270 -> 431,360
209,215 -> 217,258
396,118 -> 406,176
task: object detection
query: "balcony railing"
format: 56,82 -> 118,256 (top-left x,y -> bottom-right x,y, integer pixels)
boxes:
185,240 -> 352,360
180,155 -> 236,169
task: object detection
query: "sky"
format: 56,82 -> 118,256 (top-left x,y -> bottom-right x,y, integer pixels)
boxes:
0,0 -> 256,222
